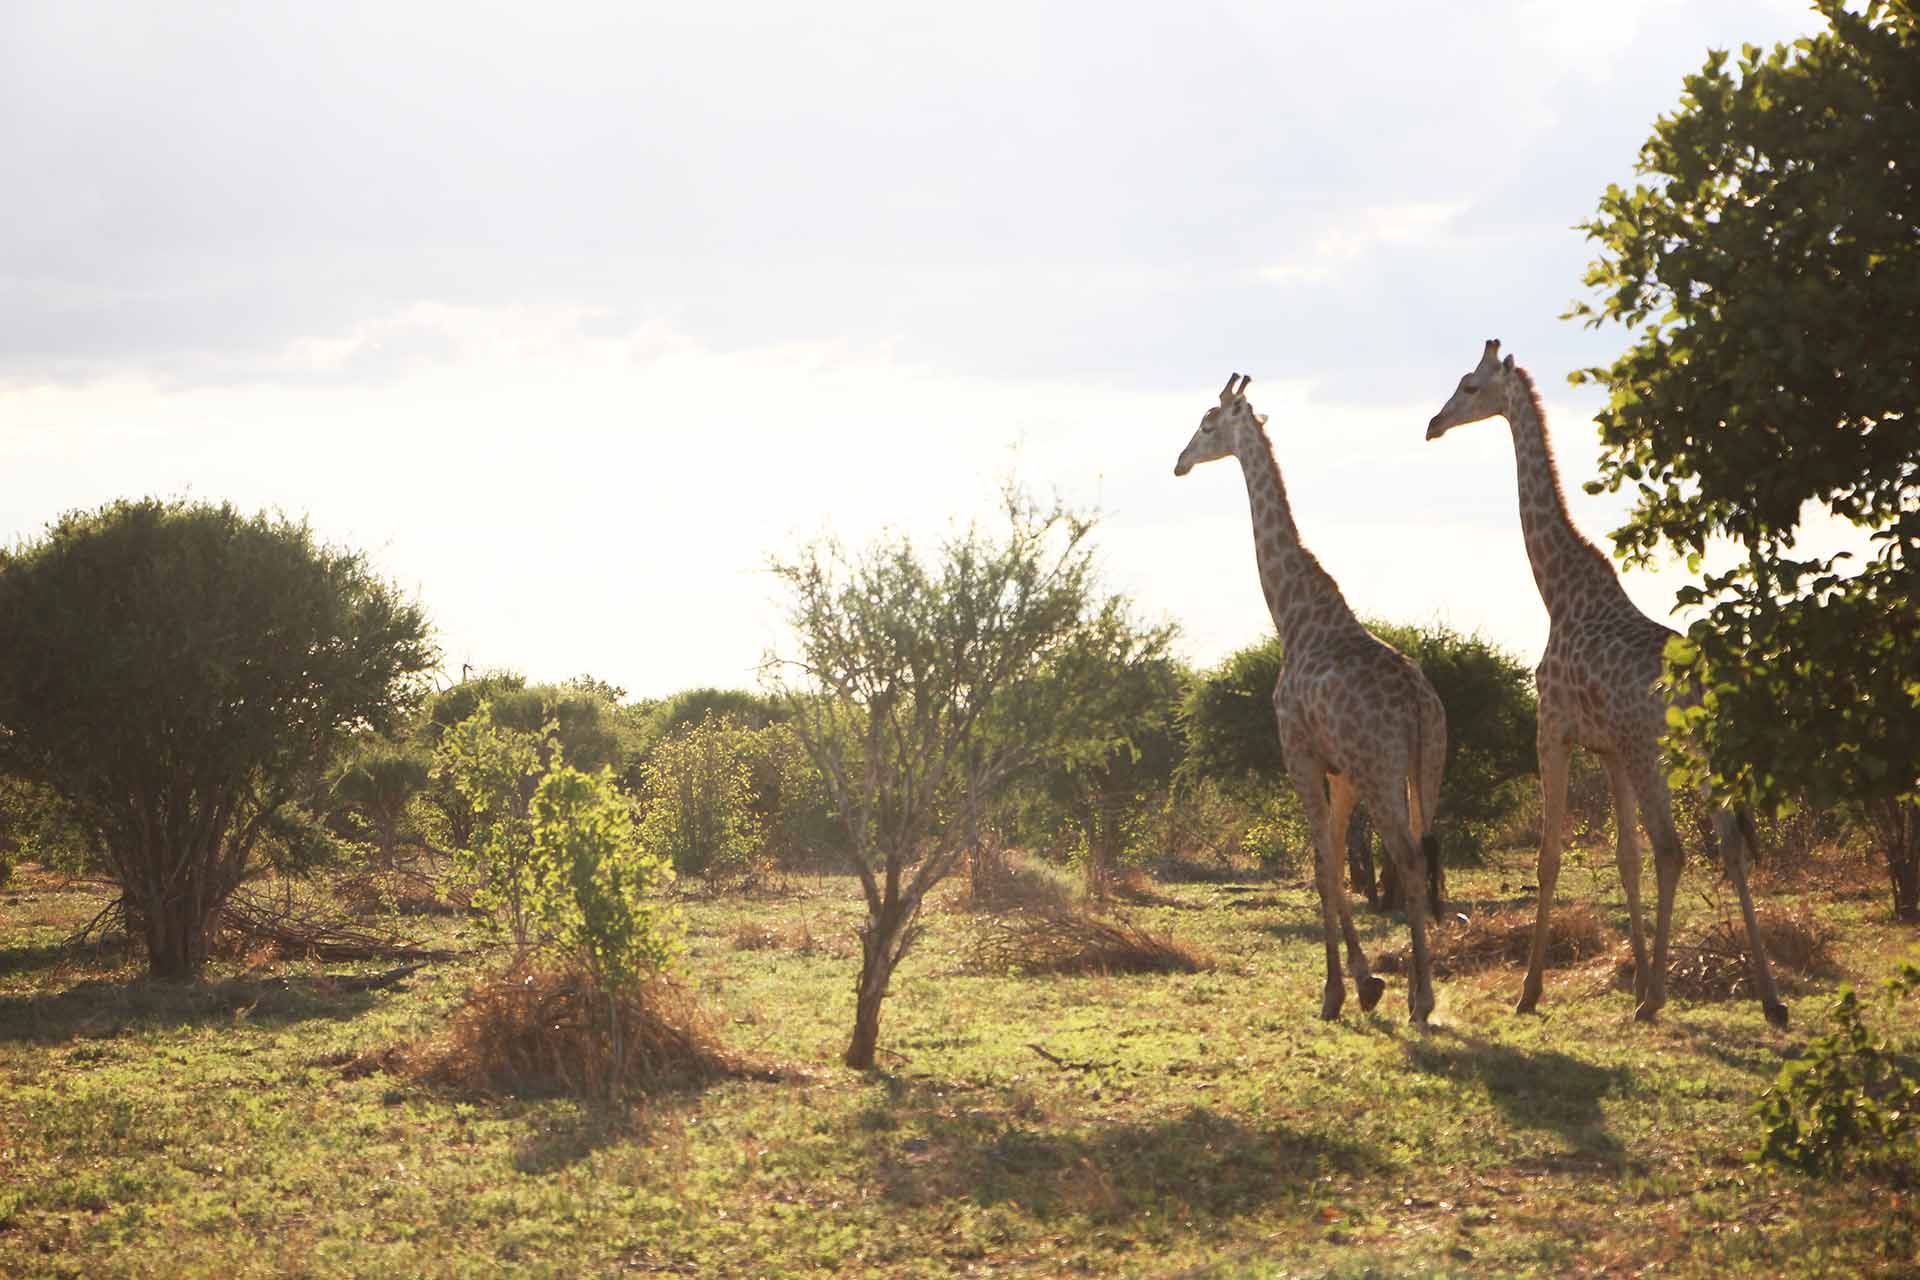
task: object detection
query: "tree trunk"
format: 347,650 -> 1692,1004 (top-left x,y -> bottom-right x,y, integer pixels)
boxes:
140,892 -> 212,980
1084,799 -> 1119,898
1891,850 -> 1919,924
845,898 -> 910,1069
1871,799 -> 1920,924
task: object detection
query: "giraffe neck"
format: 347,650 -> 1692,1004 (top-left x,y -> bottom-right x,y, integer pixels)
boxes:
1503,370 -> 1632,619
1232,425 -> 1362,653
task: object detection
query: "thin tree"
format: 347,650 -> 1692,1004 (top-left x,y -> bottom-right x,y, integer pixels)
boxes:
766,487 -> 1155,1068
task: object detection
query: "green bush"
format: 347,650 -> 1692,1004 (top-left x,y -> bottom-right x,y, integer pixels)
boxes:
434,704 -> 548,948
1753,960 -> 1920,1178
635,713 -> 765,883
529,763 -> 678,990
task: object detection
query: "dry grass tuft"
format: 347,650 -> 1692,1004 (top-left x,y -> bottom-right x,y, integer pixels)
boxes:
1375,903 -> 1610,977
729,921 -> 781,951
966,903 -> 1214,977
1104,871 -> 1193,910
955,849 -> 1080,915
1611,903 -> 1839,1001
374,965 -> 743,1099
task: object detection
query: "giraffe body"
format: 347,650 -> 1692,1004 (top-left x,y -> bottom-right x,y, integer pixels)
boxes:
1178,374 -> 1446,1025
1427,340 -> 1787,1028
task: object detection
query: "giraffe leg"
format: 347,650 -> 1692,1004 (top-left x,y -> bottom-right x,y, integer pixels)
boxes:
1629,756 -> 1684,1023
1327,775 -> 1384,1011
1517,734 -> 1572,1015
1364,774 -> 1434,1027
1412,690 -> 1448,919
1713,800 -> 1788,1028
1601,755 -> 1651,1008
1292,763 -> 1346,1020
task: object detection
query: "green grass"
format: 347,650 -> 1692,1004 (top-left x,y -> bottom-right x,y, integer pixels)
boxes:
1,849 -> 1916,1278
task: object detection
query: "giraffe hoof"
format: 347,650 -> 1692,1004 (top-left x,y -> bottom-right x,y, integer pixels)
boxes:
1319,988 -> 1344,1020
1356,975 -> 1386,1012
1764,1001 -> 1789,1029
1514,991 -> 1540,1016
1633,1000 -> 1661,1024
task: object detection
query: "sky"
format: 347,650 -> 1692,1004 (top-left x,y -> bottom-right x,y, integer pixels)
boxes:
1,1 -> 1846,701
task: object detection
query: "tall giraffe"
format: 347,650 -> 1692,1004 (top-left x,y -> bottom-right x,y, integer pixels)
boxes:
1427,340 -> 1787,1027
1178,373 -> 1448,1025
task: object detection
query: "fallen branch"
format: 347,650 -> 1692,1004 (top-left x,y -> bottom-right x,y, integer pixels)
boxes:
1026,1042 -> 1106,1073
220,887 -> 460,962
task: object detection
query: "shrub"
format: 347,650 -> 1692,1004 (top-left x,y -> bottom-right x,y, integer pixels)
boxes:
1753,961 -> 1920,1179
433,705 -> 548,949
635,713 -> 766,883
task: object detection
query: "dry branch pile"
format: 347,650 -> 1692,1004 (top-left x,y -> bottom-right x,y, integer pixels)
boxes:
216,885 -> 458,962
381,966 -> 743,1098
1374,904 -> 1609,977
966,903 -> 1214,977
1611,904 -> 1838,1001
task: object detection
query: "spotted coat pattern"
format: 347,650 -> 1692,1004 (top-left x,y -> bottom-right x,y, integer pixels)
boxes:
1178,374 -> 1448,1026
1427,341 -> 1786,1028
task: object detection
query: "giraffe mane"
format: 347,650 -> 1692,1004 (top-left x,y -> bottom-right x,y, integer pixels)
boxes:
1246,414 -> 1354,612
1509,363 -> 1618,578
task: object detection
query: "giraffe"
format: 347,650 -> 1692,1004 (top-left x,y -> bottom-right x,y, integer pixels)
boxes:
1177,373 -> 1448,1025
1426,340 -> 1788,1028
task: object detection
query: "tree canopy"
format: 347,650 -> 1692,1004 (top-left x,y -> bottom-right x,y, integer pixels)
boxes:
0,499 -> 434,976
1569,0 -> 1920,915
767,485 -> 1173,1067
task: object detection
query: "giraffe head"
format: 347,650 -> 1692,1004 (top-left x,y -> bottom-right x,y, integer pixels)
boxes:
1174,373 -> 1266,476
1426,339 -> 1514,440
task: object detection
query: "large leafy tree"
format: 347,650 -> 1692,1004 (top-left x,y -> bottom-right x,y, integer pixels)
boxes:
1181,624 -> 1535,907
1569,1 -> 1920,917
767,487 -> 1164,1069
0,499 -> 434,977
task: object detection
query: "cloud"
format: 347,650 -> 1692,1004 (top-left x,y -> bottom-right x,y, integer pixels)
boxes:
1258,201 -> 1469,285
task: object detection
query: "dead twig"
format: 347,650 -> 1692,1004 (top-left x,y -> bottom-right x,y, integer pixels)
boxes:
1026,1042 -> 1107,1073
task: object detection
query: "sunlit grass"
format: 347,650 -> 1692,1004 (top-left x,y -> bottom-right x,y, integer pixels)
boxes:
0,848 -> 1913,1277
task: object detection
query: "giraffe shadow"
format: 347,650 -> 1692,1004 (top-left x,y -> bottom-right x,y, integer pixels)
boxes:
1404,1027 -> 1629,1159
859,1077 -> 1384,1221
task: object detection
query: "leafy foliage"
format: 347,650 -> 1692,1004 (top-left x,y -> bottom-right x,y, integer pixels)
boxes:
1179,624 -> 1536,863
1367,621 -> 1537,854
1569,2 -> 1920,914
1002,607 -> 1182,892
635,713 -> 767,882
766,484 -> 1168,1067
0,498 -> 433,977
529,763 -> 677,992
327,738 -> 431,868
433,705 -> 547,949
0,774 -> 93,878
1754,960 -> 1920,1178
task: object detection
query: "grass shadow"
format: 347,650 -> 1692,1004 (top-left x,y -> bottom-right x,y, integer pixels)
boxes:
0,972 -> 394,1044
0,938 -> 133,983
507,1101 -> 639,1175
862,1079 -> 1382,1223
1405,1027 -> 1629,1160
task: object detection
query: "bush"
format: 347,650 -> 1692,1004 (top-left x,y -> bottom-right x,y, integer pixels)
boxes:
0,498 -> 433,978
434,704 -> 548,948
635,713 -> 766,883
1753,961 -> 1920,1179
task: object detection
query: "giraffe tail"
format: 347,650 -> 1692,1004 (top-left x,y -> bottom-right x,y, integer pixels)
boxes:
1422,833 -> 1445,917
